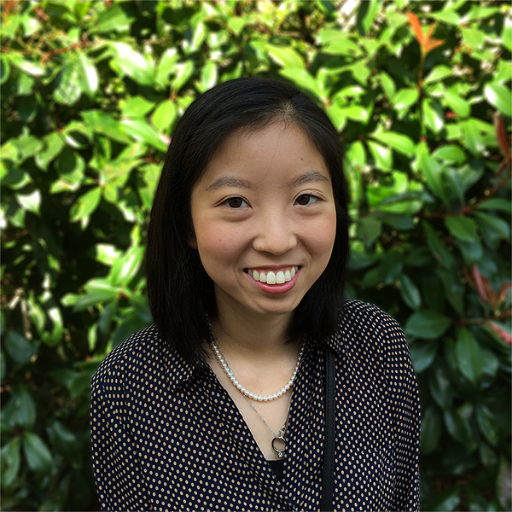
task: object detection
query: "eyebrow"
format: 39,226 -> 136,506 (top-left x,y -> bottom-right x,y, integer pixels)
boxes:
289,170 -> 330,188
205,170 -> 329,191
206,176 -> 253,191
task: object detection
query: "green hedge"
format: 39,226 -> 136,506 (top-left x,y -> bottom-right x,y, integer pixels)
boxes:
1,1 -> 511,510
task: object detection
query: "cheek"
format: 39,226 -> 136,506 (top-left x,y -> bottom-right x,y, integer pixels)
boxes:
309,211 -> 337,255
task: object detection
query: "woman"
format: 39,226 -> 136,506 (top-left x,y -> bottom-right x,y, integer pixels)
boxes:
91,78 -> 420,511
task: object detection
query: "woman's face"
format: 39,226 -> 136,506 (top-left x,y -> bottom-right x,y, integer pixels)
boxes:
190,121 -> 337,323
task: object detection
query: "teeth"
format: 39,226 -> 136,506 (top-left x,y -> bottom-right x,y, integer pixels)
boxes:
247,266 -> 298,284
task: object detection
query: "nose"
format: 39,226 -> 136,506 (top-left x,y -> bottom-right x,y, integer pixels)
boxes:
252,211 -> 298,255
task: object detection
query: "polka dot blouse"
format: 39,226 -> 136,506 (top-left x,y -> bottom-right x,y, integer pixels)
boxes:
91,299 -> 420,511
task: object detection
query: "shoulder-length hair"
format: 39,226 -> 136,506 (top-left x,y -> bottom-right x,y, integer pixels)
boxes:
146,77 -> 349,364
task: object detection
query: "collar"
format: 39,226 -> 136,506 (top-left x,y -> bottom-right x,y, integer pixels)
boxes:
160,318 -> 345,393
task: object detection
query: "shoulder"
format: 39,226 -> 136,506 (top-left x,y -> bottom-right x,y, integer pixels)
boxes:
336,299 -> 410,362
341,299 -> 405,338
91,325 -> 163,387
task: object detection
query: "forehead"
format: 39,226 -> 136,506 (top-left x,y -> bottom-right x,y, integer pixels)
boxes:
197,121 -> 330,187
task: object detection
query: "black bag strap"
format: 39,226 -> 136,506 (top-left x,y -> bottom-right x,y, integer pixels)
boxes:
320,347 -> 336,511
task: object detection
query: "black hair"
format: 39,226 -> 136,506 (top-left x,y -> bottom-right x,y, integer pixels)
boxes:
146,77 -> 349,364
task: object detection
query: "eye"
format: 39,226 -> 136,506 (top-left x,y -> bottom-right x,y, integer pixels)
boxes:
295,194 -> 318,206
223,197 -> 248,209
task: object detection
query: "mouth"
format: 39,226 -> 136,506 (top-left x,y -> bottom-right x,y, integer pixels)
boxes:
244,266 -> 299,285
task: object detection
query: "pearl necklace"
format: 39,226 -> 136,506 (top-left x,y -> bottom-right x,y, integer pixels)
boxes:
209,330 -> 305,402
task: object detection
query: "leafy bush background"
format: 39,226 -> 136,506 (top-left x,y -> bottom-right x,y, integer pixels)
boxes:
1,1 -> 511,510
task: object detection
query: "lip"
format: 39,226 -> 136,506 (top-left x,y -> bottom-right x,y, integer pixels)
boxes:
244,267 -> 300,295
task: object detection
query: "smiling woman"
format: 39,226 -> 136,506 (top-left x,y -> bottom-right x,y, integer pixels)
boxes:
90,78 -> 420,511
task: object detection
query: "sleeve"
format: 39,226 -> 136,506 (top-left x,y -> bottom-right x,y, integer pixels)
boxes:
90,370 -> 151,512
389,329 -> 421,512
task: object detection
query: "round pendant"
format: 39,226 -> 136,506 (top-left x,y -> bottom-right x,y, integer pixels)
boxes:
272,436 -> 286,458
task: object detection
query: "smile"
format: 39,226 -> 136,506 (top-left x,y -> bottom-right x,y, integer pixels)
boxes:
244,266 -> 299,284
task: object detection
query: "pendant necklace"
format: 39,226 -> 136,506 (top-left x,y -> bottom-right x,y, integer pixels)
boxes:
242,391 -> 291,458
207,319 -> 303,458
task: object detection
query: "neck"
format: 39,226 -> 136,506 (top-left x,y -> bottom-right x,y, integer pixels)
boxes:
209,305 -> 295,358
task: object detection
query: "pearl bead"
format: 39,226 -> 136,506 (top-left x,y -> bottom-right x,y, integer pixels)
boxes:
209,335 -> 304,402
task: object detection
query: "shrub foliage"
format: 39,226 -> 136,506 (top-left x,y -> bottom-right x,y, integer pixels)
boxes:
1,1 -> 511,510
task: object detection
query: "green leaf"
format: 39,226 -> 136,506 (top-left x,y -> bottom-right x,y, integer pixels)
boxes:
473,212 -> 510,241
35,132 -> 65,171
367,141 -> 392,171
121,96 -> 155,118
424,65 -> 453,84
4,331 -> 36,365
370,132 -> 415,157
461,27 -> 485,49
502,15 -> 512,52
11,55 -> 45,76
54,61 -> 81,105
325,104 -> 346,132
151,100 -> 178,133
421,406 -> 441,454
111,42 -> 154,86
380,71 -> 396,99
23,432 -> 53,474
427,486 -> 462,512
172,61 -> 194,92
429,366 -> 453,410
484,83 -> 512,117
409,339 -> 438,373
109,246 -> 144,286
97,2 -> 135,32
477,198 -> 512,214
17,190 -> 41,214
74,279 -> 120,311
437,268 -> 465,315
461,119 -> 485,155
46,420 -> 81,465
423,98 -> 444,134
476,405 -> 499,446
122,119 -> 168,152
81,110 -> 131,144
155,48 -> 179,89
405,310 -> 451,339
357,216 -> 381,245
393,88 -> 419,110
417,146 -> 446,201
456,327 -> 484,386
432,145 -> 466,164
423,222 -> 455,269
444,168 -> 464,202
3,385 -> 36,429
1,437 -> 20,487
70,187 -> 101,223
399,274 -> 422,310
279,68 -> 324,101
76,53 -> 99,98
0,55 -> 11,84
445,216 -> 478,242
266,43 -> 305,69
444,88 -> 470,118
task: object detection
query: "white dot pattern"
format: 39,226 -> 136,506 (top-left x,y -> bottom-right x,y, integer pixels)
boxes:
91,299 -> 420,511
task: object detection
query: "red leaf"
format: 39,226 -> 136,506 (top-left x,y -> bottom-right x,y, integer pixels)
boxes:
472,265 -> 488,304
407,12 -> 425,46
499,283 -> 512,305
489,322 -> 512,345
493,112 -> 511,163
